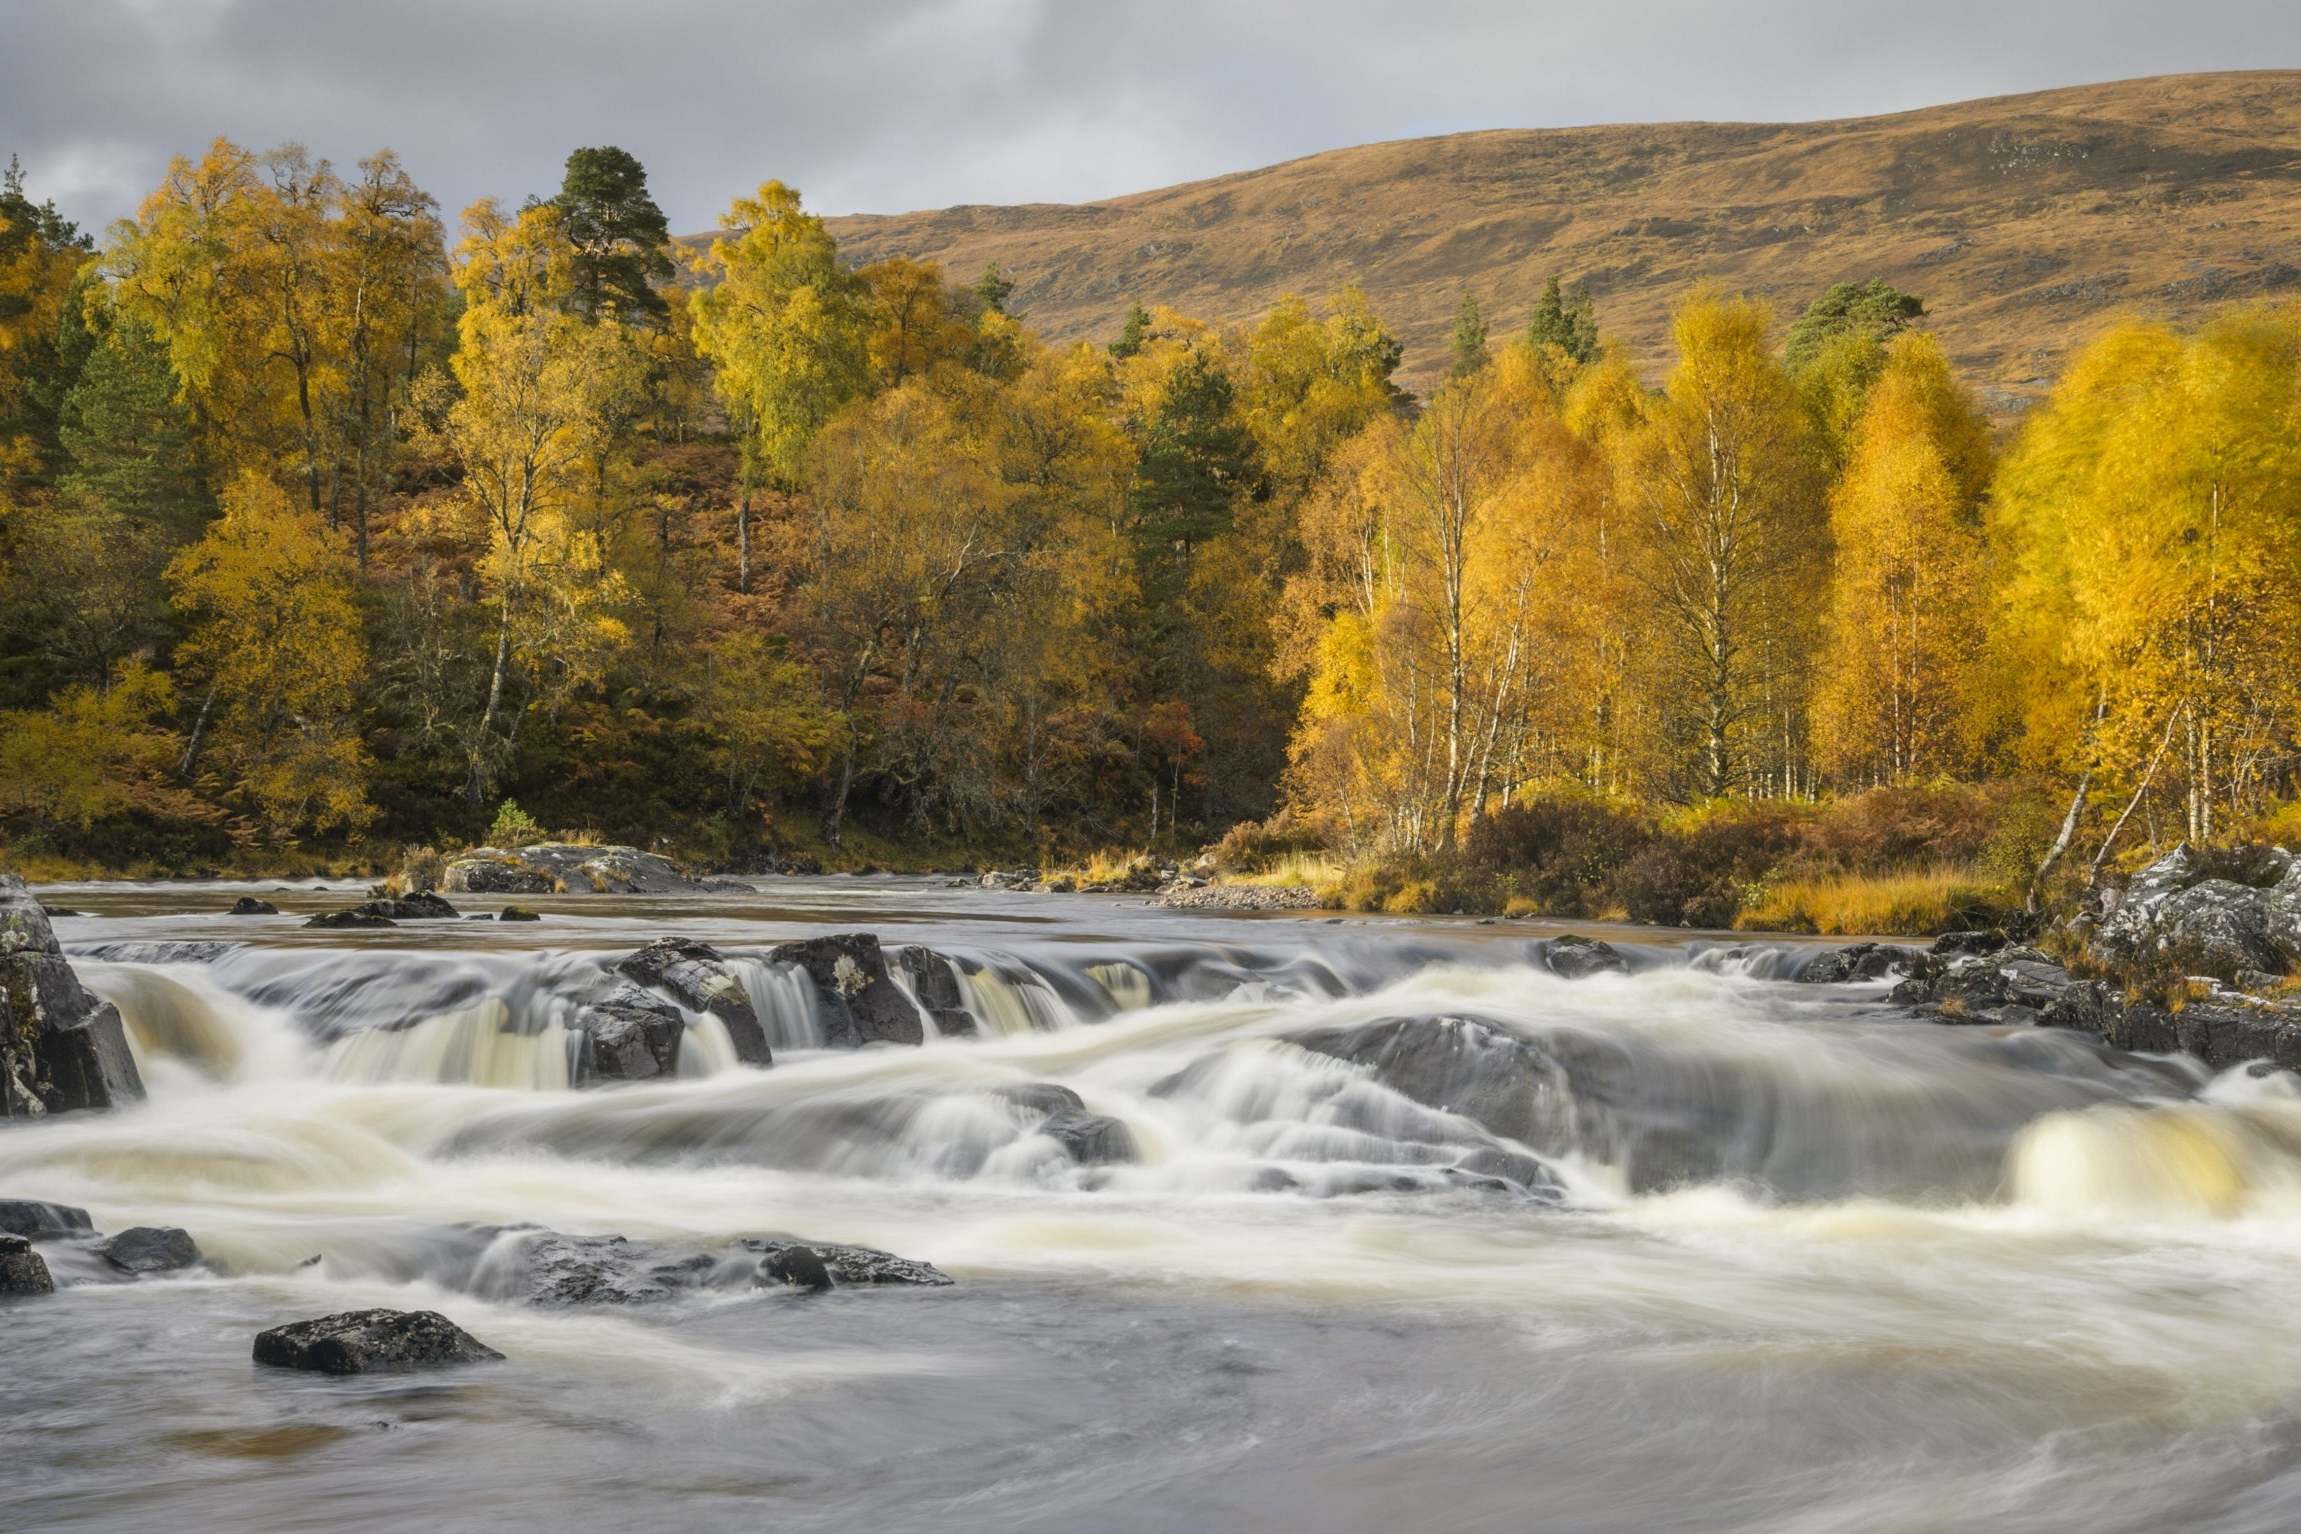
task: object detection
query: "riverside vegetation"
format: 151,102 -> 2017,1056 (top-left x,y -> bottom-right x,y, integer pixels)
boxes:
6,140 -> 2301,939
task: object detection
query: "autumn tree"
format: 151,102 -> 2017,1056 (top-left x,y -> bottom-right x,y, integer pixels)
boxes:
167,472 -> 370,834
1615,288 -> 1819,799
1811,332 -> 1992,785
412,198 -> 636,800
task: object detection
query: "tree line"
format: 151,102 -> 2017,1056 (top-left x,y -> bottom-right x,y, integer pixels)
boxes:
2,143 -> 2298,884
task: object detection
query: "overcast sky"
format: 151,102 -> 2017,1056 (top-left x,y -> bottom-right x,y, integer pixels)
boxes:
6,0 -> 2298,237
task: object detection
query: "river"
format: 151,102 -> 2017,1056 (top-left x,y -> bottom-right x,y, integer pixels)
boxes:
7,876 -> 2301,1532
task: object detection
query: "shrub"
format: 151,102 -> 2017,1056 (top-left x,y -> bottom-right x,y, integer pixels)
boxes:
1461,794 -> 1651,916
1796,785 -> 2000,875
1209,813 -> 1327,873
487,800 -> 546,848
1616,800 -> 1809,927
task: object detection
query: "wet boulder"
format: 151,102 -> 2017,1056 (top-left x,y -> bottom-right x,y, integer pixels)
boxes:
1037,1110 -> 1139,1165
304,909 -> 396,929
576,986 -> 687,1082
499,906 -> 541,922
1931,930 -> 2010,957
98,1226 -> 201,1274
768,934 -> 924,1047
1541,934 -> 1628,979
0,1234 -> 55,1296
896,945 -> 975,1037
738,1237 -> 953,1287
991,1082 -> 1086,1118
485,1230 -> 726,1306
0,876 -> 145,1119
1798,942 -> 1919,984
352,892 -> 459,921
253,1309 -> 504,1374
227,896 -> 279,916
440,854 -> 554,895
757,1244 -> 832,1292
0,1200 -> 93,1240
615,938 -> 770,1065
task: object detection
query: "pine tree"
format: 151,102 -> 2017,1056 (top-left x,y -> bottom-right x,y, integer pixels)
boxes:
1450,293 -> 1489,378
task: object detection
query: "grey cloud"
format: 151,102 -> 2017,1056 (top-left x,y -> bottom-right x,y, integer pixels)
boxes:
4,0 -> 2296,236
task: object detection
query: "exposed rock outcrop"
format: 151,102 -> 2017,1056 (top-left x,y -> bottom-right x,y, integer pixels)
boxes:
1156,883 -> 1322,911
442,844 -> 747,897
1,876 -> 144,1119
304,910 -> 396,929
463,1226 -> 952,1304
576,985 -> 688,1082
253,1309 -> 504,1374
737,1236 -> 954,1287
614,938 -> 770,1064
768,933 -> 924,1047
2089,844 -> 2301,978
352,892 -> 460,921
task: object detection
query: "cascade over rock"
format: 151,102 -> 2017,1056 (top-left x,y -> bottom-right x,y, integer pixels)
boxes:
768,933 -> 925,1047
1,875 -> 144,1118
615,938 -> 771,1064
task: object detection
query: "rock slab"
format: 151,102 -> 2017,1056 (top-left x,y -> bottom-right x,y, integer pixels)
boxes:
1,875 -> 144,1118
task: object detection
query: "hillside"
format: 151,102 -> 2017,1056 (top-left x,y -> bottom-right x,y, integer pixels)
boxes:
821,71 -> 2301,407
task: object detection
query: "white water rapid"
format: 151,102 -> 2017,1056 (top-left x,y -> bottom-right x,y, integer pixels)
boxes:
8,876 -> 2301,1533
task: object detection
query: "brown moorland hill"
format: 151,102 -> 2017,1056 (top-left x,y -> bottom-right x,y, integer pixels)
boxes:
814,71 -> 2301,408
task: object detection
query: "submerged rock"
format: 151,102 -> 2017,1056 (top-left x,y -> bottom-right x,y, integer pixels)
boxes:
1037,1110 -> 1139,1165
253,1309 -> 504,1374
1,876 -> 145,1119
615,938 -> 770,1065
1541,934 -> 1628,979
0,1233 -> 55,1296
98,1226 -> 201,1274
0,1199 -> 93,1240
768,933 -> 924,1047
738,1237 -> 954,1287
227,896 -> 279,916
991,1082 -> 1086,1118
489,1230 -> 726,1306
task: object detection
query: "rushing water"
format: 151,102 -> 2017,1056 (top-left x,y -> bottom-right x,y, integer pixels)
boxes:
10,877 -> 2301,1532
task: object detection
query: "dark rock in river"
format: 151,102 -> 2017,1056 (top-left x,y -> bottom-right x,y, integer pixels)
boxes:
304,909 -> 397,929
1799,942 -> 1919,984
992,1082 -> 1086,1118
896,945 -> 975,1036
616,938 -> 770,1065
1541,934 -> 1629,979
738,1236 -> 953,1287
99,1226 -> 201,1274
253,1308 -> 504,1374
1931,929 -> 2010,957
1037,1110 -> 1139,1165
499,906 -> 541,922
0,1233 -> 55,1295
758,1244 -> 832,1292
490,1230 -> 726,1306
227,896 -> 278,916
577,985 -> 688,1082
0,1199 -> 93,1240
768,933 -> 924,1047
1,875 -> 145,1119
352,891 -> 459,921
